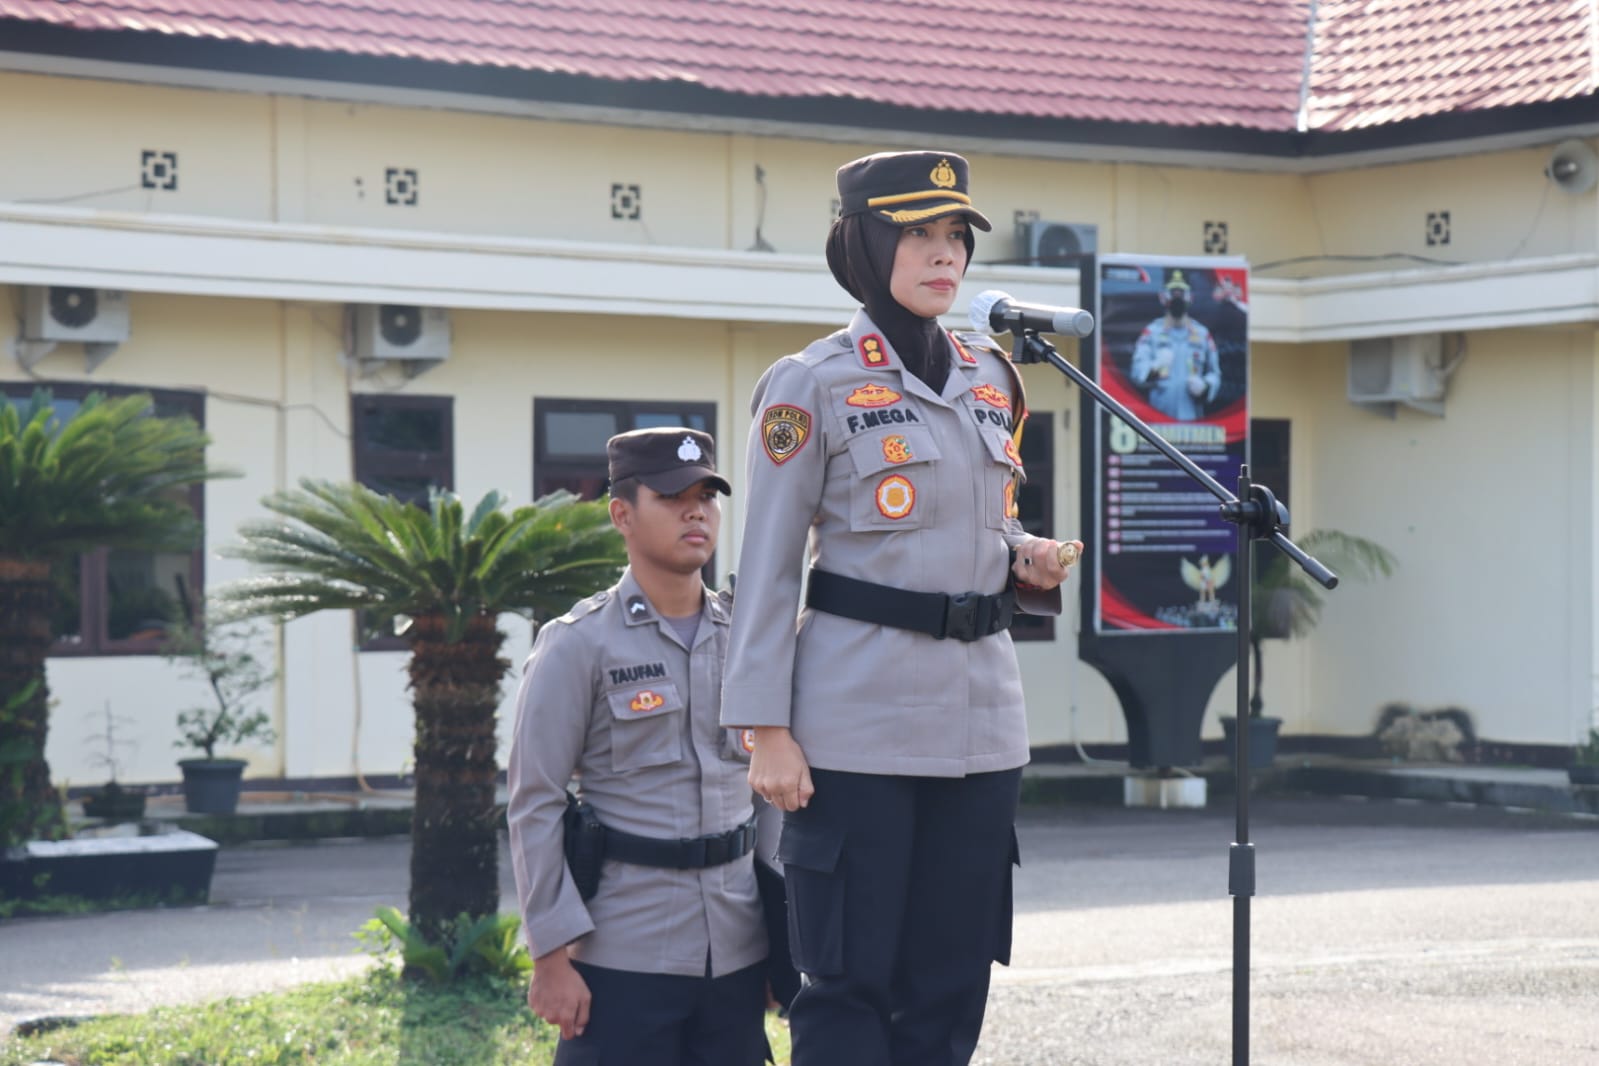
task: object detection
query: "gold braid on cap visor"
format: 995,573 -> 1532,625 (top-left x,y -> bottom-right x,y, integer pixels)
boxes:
876,202 -> 975,224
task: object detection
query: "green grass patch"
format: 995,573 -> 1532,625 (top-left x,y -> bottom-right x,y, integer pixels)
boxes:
1,968 -> 793,1065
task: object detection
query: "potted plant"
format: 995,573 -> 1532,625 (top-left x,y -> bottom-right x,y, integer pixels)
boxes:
81,701 -> 146,822
1221,529 -> 1397,768
167,612 -> 276,815
1569,727 -> 1599,787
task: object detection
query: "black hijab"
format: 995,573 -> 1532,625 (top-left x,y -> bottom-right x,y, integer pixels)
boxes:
825,214 -> 976,395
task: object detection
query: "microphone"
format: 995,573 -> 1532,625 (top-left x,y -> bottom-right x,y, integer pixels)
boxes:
968,290 -> 1095,338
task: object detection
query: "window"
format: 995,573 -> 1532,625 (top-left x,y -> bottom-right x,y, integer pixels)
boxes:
351,395 -> 454,649
351,395 -> 454,506
1,383 -> 205,656
1249,418 -> 1291,528
534,399 -> 715,499
1011,412 -> 1056,642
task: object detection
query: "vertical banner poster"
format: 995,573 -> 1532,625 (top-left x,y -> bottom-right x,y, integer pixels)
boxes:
1093,255 -> 1250,635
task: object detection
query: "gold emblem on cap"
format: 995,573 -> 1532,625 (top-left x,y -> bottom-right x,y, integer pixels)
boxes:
930,159 -> 957,188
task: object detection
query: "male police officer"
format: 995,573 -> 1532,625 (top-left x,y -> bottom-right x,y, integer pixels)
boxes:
1130,269 -> 1221,421
506,427 -> 769,1065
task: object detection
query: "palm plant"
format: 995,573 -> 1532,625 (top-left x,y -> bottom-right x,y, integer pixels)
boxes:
217,479 -> 624,942
0,390 -> 220,842
1249,529 -> 1397,718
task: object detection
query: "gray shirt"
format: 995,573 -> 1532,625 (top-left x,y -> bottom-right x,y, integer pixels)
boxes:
507,568 -> 766,977
722,310 -> 1036,777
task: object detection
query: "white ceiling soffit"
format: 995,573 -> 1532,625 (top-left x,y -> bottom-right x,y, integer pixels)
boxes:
2,204 -> 1597,343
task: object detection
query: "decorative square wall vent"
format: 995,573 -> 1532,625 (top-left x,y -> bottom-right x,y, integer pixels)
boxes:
140,150 -> 178,191
385,168 -> 419,206
1426,210 -> 1451,246
1203,220 -> 1229,255
612,183 -> 642,220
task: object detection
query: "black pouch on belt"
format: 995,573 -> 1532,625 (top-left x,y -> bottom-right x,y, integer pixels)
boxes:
562,790 -> 606,901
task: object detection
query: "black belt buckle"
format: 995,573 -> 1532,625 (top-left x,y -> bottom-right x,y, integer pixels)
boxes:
941,592 -> 980,641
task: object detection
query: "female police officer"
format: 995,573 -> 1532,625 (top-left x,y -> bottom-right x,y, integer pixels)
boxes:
721,151 -> 1080,1066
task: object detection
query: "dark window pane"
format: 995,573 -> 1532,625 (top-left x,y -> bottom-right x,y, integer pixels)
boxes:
544,411 -> 619,458
537,473 -> 610,500
356,405 -> 446,454
363,473 -> 435,506
105,550 -> 187,641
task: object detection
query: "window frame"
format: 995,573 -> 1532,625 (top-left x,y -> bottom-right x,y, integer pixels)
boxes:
1,381 -> 206,658
350,393 -> 455,652
533,398 -> 718,499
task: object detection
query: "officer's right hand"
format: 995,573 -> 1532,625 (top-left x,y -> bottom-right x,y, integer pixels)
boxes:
528,945 -> 591,1040
748,726 -> 814,811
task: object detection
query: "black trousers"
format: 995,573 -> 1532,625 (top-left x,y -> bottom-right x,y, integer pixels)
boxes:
553,959 -> 768,1066
779,767 -> 1023,1066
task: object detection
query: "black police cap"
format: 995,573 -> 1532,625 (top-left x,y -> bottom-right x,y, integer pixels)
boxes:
607,427 -> 731,497
836,150 -> 992,232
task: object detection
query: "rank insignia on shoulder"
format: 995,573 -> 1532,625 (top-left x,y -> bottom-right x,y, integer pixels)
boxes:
846,383 -> 902,408
761,404 -> 812,465
858,334 -> 890,368
950,334 -> 979,365
971,383 -> 1011,409
626,595 -> 649,618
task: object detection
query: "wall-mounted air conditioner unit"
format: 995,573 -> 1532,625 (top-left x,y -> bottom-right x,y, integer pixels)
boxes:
15,287 -> 131,371
1348,333 -> 1455,417
352,305 -> 451,376
1017,220 -> 1098,265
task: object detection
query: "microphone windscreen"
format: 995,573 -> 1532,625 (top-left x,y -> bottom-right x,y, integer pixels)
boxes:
967,290 -> 1009,333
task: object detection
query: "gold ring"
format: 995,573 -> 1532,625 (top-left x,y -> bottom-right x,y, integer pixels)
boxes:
1057,541 -> 1081,568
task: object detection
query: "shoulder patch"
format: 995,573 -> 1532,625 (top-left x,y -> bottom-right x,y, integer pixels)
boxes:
858,333 -> 891,368
949,333 -> 980,365
761,404 -> 813,465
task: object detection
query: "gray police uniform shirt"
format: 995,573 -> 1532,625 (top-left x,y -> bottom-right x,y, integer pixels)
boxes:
1130,316 -> 1221,421
507,568 -> 766,978
721,309 -> 1036,777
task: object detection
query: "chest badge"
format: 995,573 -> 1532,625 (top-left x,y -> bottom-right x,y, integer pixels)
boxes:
971,384 -> 1011,409
846,383 -> 902,408
858,333 -> 890,368
881,434 -> 913,465
761,404 -> 813,465
875,475 -> 917,520
629,690 -> 666,713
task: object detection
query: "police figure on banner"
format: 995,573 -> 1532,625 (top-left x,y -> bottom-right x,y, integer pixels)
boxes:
1130,269 -> 1221,422
721,151 -> 1081,1066
507,428 -> 771,1066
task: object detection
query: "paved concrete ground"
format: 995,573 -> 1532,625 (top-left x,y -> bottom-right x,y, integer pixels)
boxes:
2,795 -> 1596,1065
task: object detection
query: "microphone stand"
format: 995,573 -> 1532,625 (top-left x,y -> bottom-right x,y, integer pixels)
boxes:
1007,327 -> 1337,1066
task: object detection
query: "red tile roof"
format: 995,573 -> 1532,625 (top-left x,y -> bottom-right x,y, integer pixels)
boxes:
0,0 -> 1592,134
1306,0 -> 1594,131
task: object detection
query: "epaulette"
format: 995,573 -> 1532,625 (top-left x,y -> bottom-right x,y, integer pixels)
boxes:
953,330 -> 1010,359
552,588 -> 613,627
794,329 -> 853,367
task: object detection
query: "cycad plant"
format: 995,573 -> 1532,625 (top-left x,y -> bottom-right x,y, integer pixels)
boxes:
1249,529 -> 1397,717
218,479 -> 624,942
0,390 -> 220,842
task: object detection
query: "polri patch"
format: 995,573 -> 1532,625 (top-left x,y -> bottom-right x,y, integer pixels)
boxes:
761,404 -> 812,465
875,475 -> 916,520
630,690 -> 665,713
971,384 -> 1011,409
858,334 -> 890,368
881,434 -> 913,465
845,383 -> 902,408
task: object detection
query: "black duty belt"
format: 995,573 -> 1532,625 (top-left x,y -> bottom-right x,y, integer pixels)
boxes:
806,567 -> 1016,643
602,816 -> 759,870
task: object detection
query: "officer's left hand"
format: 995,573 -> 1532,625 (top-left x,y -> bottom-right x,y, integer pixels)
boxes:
1187,374 -> 1207,397
1013,538 -> 1080,591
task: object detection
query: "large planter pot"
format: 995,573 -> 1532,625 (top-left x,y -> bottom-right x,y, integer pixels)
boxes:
0,829 -> 218,905
1220,715 -> 1282,770
178,757 -> 249,815
81,782 -> 147,822
1569,764 -> 1599,787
